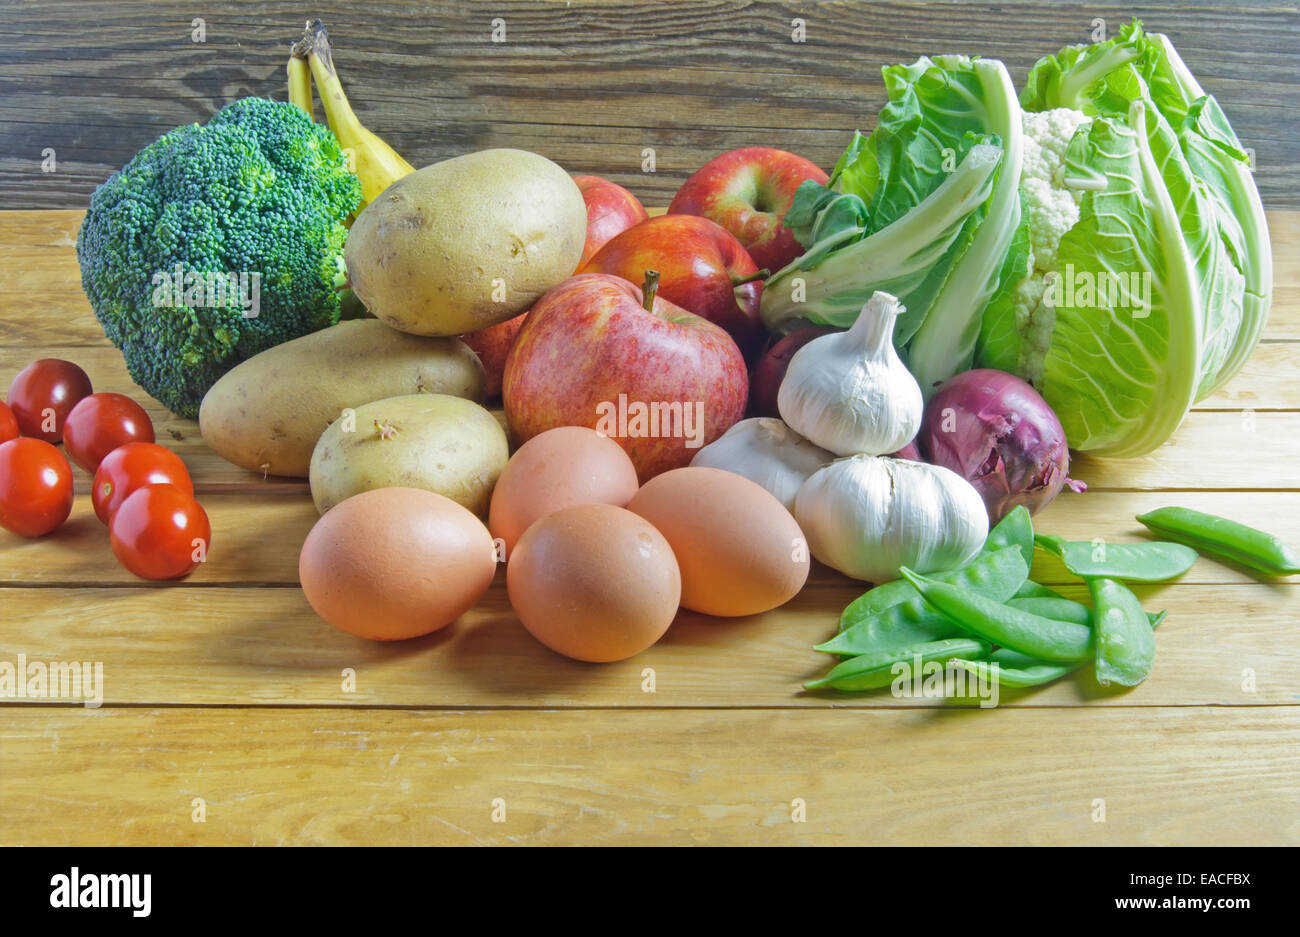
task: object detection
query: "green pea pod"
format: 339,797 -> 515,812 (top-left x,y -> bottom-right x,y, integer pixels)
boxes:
1089,576 -> 1156,687
804,638 -> 991,692
1009,594 -> 1165,629
949,655 -> 1077,689
1034,533 -> 1197,582
1136,506 -> 1300,577
837,506 -> 1034,632
898,566 -> 1093,662
820,547 -> 1028,656
1012,580 -> 1057,600
1007,595 -> 1093,625
951,609 -> 1167,689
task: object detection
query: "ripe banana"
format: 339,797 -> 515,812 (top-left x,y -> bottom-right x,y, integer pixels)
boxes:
300,19 -> 414,207
286,43 -> 313,116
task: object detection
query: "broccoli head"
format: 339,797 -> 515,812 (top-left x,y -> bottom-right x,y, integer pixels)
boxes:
77,97 -> 362,418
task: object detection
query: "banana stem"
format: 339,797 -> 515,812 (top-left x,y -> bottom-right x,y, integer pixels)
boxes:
286,42 -> 313,118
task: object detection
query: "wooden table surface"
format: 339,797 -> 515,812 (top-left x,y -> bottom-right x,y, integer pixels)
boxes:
2,2 -> 1298,846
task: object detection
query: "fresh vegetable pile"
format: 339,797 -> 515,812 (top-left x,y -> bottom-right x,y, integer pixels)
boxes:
761,19 -> 1270,459
7,18 -> 1286,696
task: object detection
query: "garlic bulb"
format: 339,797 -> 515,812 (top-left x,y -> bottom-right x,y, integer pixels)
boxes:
794,454 -> 989,583
777,291 -> 923,456
690,418 -> 833,511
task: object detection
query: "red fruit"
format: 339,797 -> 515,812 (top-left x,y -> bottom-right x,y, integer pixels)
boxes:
109,484 -> 211,580
461,313 -> 528,398
6,358 -> 93,443
504,272 -> 748,482
580,214 -> 767,360
92,441 -> 194,524
668,146 -> 829,271
0,437 -> 74,537
0,400 -> 18,444
573,174 -> 649,267
62,392 -> 155,473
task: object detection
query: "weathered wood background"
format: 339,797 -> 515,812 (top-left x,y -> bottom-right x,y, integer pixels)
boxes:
1,0 -> 1297,211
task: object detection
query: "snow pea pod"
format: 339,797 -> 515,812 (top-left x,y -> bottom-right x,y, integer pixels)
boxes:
1009,594 -> 1165,629
1012,580 -> 1057,600
898,566 -> 1093,662
1136,506 -> 1300,577
837,506 -> 1034,632
820,547 -> 1028,655
1034,533 -> 1197,582
949,650 -> 1077,689
804,638 -> 991,692
951,610 -> 1166,689
1089,576 -> 1155,686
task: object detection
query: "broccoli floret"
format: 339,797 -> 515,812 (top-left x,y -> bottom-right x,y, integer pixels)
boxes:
76,97 -> 361,418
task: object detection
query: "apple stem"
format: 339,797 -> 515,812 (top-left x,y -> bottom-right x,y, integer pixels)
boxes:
642,270 -> 661,311
732,269 -> 771,287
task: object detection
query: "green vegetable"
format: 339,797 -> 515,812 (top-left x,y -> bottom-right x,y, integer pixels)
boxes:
762,54 -> 1026,398
978,20 -> 1270,456
1007,595 -> 1093,625
951,608 -> 1166,689
948,649 -> 1077,689
1034,533 -> 1197,581
1009,593 -> 1164,629
837,505 -> 1033,632
898,566 -> 1093,662
76,97 -> 362,418
821,546 -> 1028,655
1089,577 -> 1156,686
762,20 -> 1269,457
805,638 -> 990,692
1136,506 -> 1300,577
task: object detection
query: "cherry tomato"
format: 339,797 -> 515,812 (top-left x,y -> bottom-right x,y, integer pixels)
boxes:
0,400 -> 18,444
109,484 -> 210,580
0,437 -> 74,536
6,358 -> 93,443
92,442 -> 194,524
62,392 -> 155,473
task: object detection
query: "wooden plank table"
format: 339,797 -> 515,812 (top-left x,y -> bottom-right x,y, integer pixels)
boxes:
1,208 -> 1297,845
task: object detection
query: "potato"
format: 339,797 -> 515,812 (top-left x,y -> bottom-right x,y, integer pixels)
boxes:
310,394 -> 509,516
345,148 -> 586,336
199,319 -> 485,478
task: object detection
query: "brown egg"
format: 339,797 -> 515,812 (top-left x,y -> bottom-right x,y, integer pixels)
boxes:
506,503 -> 680,662
489,426 -> 639,556
627,466 -> 809,617
299,487 -> 496,641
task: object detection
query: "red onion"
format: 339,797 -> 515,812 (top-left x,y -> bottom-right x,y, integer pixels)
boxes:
918,369 -> 1084,522
890,439 -> 923,461
749,325 -> 839,417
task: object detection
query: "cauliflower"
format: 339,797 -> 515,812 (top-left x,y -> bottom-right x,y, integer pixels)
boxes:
1009,107 -> 1092,379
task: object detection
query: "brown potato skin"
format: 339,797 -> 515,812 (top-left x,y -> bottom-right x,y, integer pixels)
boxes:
345,149 -> 587,336
199,320 -> 486,478
309,394 -> 509,516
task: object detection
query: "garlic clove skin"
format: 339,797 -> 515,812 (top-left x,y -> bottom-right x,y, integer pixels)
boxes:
690,417 -> 833,511
793,454 -> 988,583
777,291 -> 924,457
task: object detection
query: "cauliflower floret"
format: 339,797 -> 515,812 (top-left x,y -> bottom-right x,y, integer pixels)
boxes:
1021,107 -> 1092,270
1007,107 -> 1092,378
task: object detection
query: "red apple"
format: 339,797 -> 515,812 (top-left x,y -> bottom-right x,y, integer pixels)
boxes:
574,175 -> 649,268
668,146 -> 829,271
579,214 -> 767,361
462,312 -> 528,397
504,272 -> 748,482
